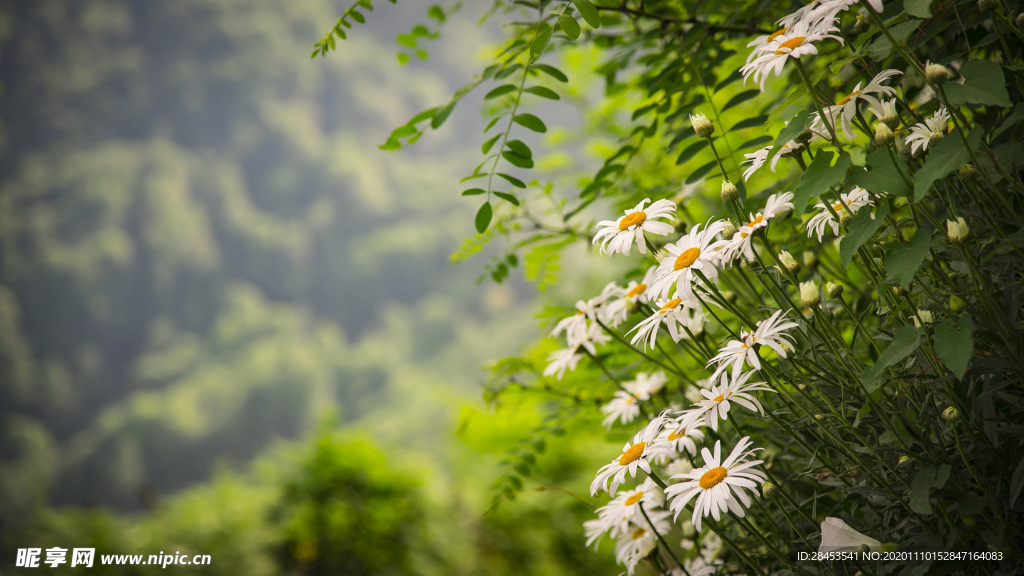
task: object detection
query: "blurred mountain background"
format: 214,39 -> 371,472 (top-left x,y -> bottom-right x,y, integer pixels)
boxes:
0,0 -> 615,573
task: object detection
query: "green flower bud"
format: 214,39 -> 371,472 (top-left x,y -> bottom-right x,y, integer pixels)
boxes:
950,294 -> 966,311
720,180 -> 739,203
925,62 -> 949,86
874,123 -> 895,146
826,282 -> 844,298
942,406 -> 961,422
959,164 -> 977,180
762,481 -> 779,499
779,250 -> 800,274
946,216 -> 970,243
898,454 -> 910,465
800,281 -> 820,307
691,112 -> 715,138
854,14 -> 870,32
978,0 -> 999,13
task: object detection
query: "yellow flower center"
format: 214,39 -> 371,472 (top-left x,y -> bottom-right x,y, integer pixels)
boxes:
619,212 -> 647,231
699,466 -> 729,489
713,393 -> 725,402
775,36 -> 807,54
619,442 -> 647,465
624,491 -> 645,506
632,527 -> 647,540
659,297 -> 683,313
832,201 -> 845,212
767,27 -> 788,42
626,283 -> 647,298
837,89 -> 860,106
674,247 -> 701,270
668,428 -> 687,441
748,214 -> 764,228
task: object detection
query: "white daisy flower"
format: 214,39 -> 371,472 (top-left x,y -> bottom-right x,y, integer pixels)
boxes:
658,420 -> 706,456
867,98 -> 899,126
669,556 -> 720,576
690,370 -> 776,431
650,221 -> 728,299
585,478 -> 665,548
628,294 -> 706,350
819,517 -> 883,552
664,458 -> 694,478
741,19 -> 843,90
544,324 -> 611,380
591,416 -> 675,496
905,107 -> 950,155
665,436 -> 767,531
593,198 -> 677,256
706,310 -> 798,381
721,192 -> 795,262
602,267 -> 658,327
821,69 -> 902,140
805,185 -> 874,242
742,138 -> 807,180
602,391 -> 643,428
552,294 -> 605,344
745,26 -> 792,63
625,371 -> 669,399
615,510 -> 673,576
543,347 -> 584,380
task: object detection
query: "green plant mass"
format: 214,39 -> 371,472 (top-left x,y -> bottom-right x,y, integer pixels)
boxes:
3,0 -> 1024,574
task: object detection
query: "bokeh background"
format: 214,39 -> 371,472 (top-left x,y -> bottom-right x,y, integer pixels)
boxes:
0,0 -> 618,573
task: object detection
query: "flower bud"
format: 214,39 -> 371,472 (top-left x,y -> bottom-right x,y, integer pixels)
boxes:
1016,12 -> 1024,27
721,220 -> 737,238
950,294 -> 966,311
898,454 -> 910,465
925,62 -> 949,86
800,281 -> 820,307
779,250 -> 800,274
720,180 -> 739,203
959,164 -> 977,180
856,544 -> 871,554
927,131 -> 945,151
826,282 -> 844,298
874,123 -> 895,146
803,250 -> 818,269
942,406 -> 961,422
913,308 -> 934,328
946,216 -> 970,243
892,285 -> 906,296
839,210 -> 854,228
978,0 -> 998,13
762,481 -> 779,499
854,14 -> 870,32
691,112 -> 715,138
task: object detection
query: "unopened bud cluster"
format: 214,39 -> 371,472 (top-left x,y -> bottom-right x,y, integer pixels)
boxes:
691,113 -> 715,138
721,180 -> 739,203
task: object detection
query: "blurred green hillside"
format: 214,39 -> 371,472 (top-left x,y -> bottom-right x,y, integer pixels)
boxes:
0,0 -> 616,573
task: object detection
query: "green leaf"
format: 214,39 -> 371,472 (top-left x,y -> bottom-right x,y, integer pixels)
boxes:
427,4 -> 446,21
513,113 -> 547,133
462,188 -> 486,196
431,101 -> 456,129
505,139 -> 532,158
524,86 -> 560,100
934,313 -> 974,380
530,26 -> 553,57
533,63 -> 568,82
885,228 -> 932,289
792,151 -> 851,216
1010,457 -> 1024,509
934,464 -> 951,490
475,202 -> 493,233
904,0 -> 932,17
484,84 -> 517,99
632,103 -> 657,121
847,147 -> 911,198
493,191 -> 520,206
767,86 -> 808,128
572,0 -> 601,28
840,204 -> 889,268
502,151 -> 534,168
396,52 -> 410,65
865,19 -> 920,60
494,63 -> 523,80
946,60 -> 1011,107
730,115 -> 769,131
348,8 -> 365,23
861,324 -> 920,394
739,135 -> 772,149
766,110 -> 810,163
558,14 -> 581,39
497,173 -> 526,188
675,139 -> 708,165
911,467 -> 937,514
913,128 -> 983,201
722,89 -> 760,112
482,135 -> 501,154
686,159 -> 717,184
396,33 -> 417,48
